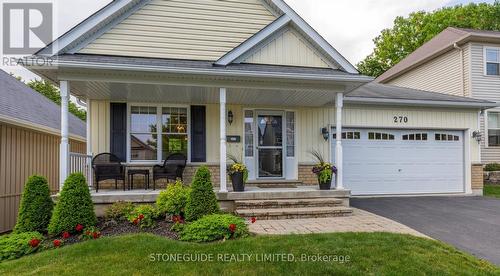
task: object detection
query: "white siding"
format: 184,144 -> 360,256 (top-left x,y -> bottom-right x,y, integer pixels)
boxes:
470,43 -> 500,101
79,0 -> 277,61
89,100 -> 110,155
242,27 -> 331,68
388,49 -> 466,97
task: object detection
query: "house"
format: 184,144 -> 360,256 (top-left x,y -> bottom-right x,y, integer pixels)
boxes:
25,0 -> 496,203
376,27 -> 500,164
0,70 -> 86,233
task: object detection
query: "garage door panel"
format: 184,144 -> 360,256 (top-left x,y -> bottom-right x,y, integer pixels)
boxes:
332,129 -> 464,195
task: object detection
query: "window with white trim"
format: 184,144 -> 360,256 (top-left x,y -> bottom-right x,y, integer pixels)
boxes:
130,105 -> 188,162
486,48 -> 500,76
435,134 -> 460,141
286,111 -> 295,157
332,131 -> 361,140
488,112 -> 500,146
402,133 -> 428,141
244,110 -> 254,157
368,132 -> 394,140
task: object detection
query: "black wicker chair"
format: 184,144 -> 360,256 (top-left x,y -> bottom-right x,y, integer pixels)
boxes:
92,153 -> 126,192
153,153 -> 187,188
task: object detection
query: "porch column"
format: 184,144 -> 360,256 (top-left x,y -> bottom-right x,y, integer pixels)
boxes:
219,88 -> 228,192
59,81 -> 70,190
86,98 -> 93,189
335,93 -> 344,190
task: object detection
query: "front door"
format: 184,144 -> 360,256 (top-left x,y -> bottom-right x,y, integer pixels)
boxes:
256,112 -> 284,178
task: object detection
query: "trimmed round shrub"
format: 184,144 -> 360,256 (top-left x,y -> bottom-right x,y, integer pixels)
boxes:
48,173 -> 97,235
14,175 -> 53,233
0,231 -> 43,261
127,204 -> 159,228
156,180 -> 190,217
180,214 -> 249,242
185,166 -> 219,221
105,201 -> 135,221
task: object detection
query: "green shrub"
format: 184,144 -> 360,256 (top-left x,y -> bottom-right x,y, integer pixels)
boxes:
156,180 -> 191,216
180,214 -> 249,242
0,232 -> 43,261
48,173 -> 97,235
185,166 -> 219,221
485,163 -> 500,171
14,175 -> 54,233
127,204 -> 158,228
105,201 -> 134,221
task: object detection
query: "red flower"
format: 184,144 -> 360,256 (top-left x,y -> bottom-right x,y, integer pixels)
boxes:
133,218 -> 139,225
29,238 -> 40,248
53,239 -> 61,247
92,232 -> 100,239
75,224 -> 84,232
138,214 -> 144,220
85,230 -> 91,236
251,217 -> 257,224
62,231 -> 71,239
229,224 -> 237,233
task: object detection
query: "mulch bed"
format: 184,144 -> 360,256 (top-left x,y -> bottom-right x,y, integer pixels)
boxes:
96,218 -> 179,240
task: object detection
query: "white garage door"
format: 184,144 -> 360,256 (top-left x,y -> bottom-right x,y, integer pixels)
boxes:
331,129 -> 465,195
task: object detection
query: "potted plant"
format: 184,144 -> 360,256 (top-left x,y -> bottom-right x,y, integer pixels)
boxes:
309,150 -> 337,190
227,155 -> 249,192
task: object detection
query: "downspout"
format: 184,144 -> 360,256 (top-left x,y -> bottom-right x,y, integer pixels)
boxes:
453,43 -> 466,97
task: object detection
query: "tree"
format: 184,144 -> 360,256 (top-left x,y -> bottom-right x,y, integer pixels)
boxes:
25,79 -> 87,121
357,2 -> 500,77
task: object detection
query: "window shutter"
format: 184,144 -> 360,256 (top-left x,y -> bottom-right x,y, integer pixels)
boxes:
110,103 -> 127,161
190,105 -> 206,162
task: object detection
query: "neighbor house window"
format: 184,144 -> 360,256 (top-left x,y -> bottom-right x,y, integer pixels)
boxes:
161,107 -> 188,160
130,106 -> 158,161
488,112 -> 500,146
130,105 -> 189,162
486,48 -> 500,76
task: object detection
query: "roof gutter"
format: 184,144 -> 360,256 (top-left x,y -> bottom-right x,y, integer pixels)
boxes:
28,59 -> 374,83
344,96 -> 499,109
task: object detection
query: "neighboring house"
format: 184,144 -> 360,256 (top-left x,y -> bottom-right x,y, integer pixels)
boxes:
0,70 -> 86,233
26,0 -> 495,199
376,27 -> 500,164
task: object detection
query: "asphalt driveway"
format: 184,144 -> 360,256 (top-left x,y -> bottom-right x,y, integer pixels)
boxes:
351,196 -> 500,265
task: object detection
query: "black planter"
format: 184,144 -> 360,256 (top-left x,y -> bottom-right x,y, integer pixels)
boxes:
318,177 -> 332,190
231,172 -> 245,192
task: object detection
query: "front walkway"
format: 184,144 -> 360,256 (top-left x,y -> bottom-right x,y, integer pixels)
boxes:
249,208 -> 427,237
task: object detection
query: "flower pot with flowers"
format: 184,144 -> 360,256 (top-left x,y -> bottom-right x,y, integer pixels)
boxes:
309,150 -> 337,190
227,155 -> 249,192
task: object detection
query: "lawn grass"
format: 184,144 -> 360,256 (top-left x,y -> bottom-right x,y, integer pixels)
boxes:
0,232 -> 498,275
484,184 -> 500,198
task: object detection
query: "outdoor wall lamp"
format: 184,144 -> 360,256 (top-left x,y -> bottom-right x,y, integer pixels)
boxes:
228,110 -> 234,125
321,127 -> 329,141
472,130 -> 482,143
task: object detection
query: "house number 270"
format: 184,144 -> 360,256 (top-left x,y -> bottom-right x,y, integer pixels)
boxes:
393,116 -> 409,123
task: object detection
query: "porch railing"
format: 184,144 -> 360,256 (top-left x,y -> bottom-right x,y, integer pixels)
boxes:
69,152 -> 93,188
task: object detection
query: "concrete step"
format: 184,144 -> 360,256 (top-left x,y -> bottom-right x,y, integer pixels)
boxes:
235,198 -> 344,209
235,206 -> 353,220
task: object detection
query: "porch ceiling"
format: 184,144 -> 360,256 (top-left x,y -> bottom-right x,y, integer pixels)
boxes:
69,80 -> 341,107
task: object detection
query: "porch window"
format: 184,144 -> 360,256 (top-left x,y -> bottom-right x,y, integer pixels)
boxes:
244,110 -> 254,157
130,106 -> 158,161
488,112 -> 500,146
486,48 -> 500,76
161,107 -> 188,159
286,111 -> 295,157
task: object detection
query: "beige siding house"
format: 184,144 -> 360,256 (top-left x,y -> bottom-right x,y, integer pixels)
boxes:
27,0 -> 495,201
0,71 -> 86,233
377,27 -> 500,164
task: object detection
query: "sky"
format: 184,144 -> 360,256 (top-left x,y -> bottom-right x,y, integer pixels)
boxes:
0,0 -> 495,81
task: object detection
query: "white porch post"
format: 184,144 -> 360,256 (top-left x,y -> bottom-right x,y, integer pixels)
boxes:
86,98 -> 93,189
219,88 -> 228,192
335,93 -> 344,190
59,81 -> 70,190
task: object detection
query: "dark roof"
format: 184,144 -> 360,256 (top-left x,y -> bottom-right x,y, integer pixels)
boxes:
53,54 -> 358,77
377,27 -> 500,83
0,70 -> 86,138
346,82 -> 497,108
